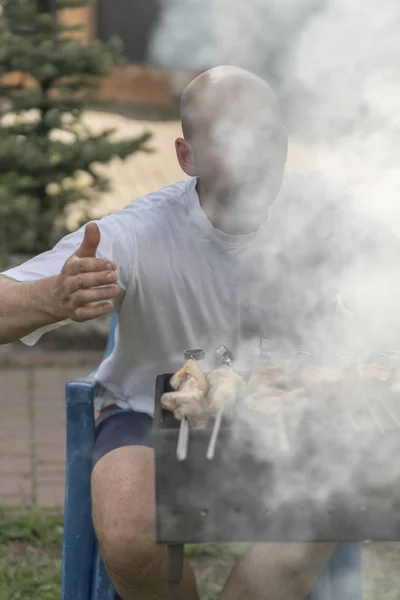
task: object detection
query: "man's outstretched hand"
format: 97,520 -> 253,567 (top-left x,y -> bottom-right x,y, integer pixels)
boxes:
52,222 -> 120,322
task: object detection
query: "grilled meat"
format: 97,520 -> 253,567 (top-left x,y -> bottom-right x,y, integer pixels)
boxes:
244,361 -> 308,423
244,384 -> 308,419
170,359 -> 207,392
247,363 -> 288,389
162,360 -> 246,424
293,366 -> 346,390
162,357 -> 400,425
353,362 -> 395,382
207,365 -> 246,414
161,359 -> 209,424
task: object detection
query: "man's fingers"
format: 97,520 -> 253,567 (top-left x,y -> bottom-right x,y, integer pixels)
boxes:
67,257 -> 116,276
75,223 -> 101,259
72,285 -> 120,309
74,301 -> 114,322
68,269 -> 118,294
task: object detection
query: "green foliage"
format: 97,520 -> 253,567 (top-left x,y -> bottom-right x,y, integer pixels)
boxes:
0,0 -> 151,263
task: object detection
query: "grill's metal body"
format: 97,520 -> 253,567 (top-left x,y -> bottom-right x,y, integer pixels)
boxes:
154,373 -> 400,543
153,368 -> 400,598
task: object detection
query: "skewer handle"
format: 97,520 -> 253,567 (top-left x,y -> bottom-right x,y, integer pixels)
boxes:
260,338 -> 273,364
216,344 -> 234,366
184,348 -> 205,361
207,344 -> 235,460
207,404 -> 224,460
276,411 -> 289,452
177,418 -> 189,461
176,348 -> 206,462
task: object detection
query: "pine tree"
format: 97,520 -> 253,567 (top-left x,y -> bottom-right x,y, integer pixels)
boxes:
0,0 -> 151,261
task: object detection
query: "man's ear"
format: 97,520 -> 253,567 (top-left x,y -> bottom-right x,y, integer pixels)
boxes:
175,138 -> 196,176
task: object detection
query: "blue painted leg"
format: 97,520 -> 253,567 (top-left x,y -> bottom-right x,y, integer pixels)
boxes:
307,542 -> 363,600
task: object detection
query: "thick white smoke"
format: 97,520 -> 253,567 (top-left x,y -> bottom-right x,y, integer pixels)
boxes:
149,0 -> 400,352
149,0 -> 400,564
149,0 -> 400,227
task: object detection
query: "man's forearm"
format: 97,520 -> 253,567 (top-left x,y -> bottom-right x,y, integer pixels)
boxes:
0,275 -> 63,344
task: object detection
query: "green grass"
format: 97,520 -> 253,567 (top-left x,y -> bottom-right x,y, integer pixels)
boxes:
0,507 -> 240,600
0,560 -> 61,600
1,507 -> 399,600
197,581 -> 222,600
0,507 -> 63,600
0,507 -> 63,548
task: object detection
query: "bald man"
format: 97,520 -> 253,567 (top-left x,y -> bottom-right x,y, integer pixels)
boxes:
1,65 -> 400,600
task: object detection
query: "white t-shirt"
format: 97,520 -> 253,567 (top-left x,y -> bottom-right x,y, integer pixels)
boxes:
2,171 -> 379,415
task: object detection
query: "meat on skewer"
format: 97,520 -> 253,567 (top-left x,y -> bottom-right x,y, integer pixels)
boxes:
170,358 -> 207,393
245,361 -> 305,410
206,364 -> 246,460
162,359 -> 209,461
244,385 -> 308,416
292,366 -> 346,390
244,361 -> 309,440
206,365 -> 246,415
162,353 -> 400,461
247,363 -> 288,390
161,359 -> 209,425
353,362 -> 395,382
244,360 -> 400,440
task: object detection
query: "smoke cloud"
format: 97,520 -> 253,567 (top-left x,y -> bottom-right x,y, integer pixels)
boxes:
149,0 -> 400,348
149,0 -> 400,223
149,0 -> 400,577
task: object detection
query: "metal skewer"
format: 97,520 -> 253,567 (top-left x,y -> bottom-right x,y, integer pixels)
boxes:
177,348 -> 205,462
206,345 -> 234,460
378,350 -> 400,429
258,339 -> 289,452
206,403 -> 224,460
276,410 -> 290,452
260,338 -> 273,364
366,401 -> 386,434
333,394 -> 360,434
323,403 -> 344,436
332,351 -> 362,434
378,395 -> 400,429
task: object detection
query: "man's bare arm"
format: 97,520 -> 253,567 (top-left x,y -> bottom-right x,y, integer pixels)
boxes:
0,275 -> 62,344
0,223 -> 120,345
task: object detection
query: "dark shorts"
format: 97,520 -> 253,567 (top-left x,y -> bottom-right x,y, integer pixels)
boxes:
92,407 -> 153,471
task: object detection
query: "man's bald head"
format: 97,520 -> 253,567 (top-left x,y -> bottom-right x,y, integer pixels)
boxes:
180,66 -> 283,141
175,66 -> 288,234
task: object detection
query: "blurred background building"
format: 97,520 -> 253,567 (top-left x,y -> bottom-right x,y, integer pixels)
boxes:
60,1 -> 199,106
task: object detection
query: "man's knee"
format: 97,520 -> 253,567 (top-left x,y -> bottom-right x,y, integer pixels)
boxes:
97,513 -> 161,578
91,446 -> 163,581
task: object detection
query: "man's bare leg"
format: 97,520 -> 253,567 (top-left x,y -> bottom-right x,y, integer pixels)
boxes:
91,446 -> 199,600
220,542 -> 337,600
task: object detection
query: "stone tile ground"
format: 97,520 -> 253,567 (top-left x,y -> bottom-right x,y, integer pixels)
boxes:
0,364 -> 99,507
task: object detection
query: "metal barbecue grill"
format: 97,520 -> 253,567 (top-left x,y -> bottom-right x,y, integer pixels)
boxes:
152,351 -> 400,599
